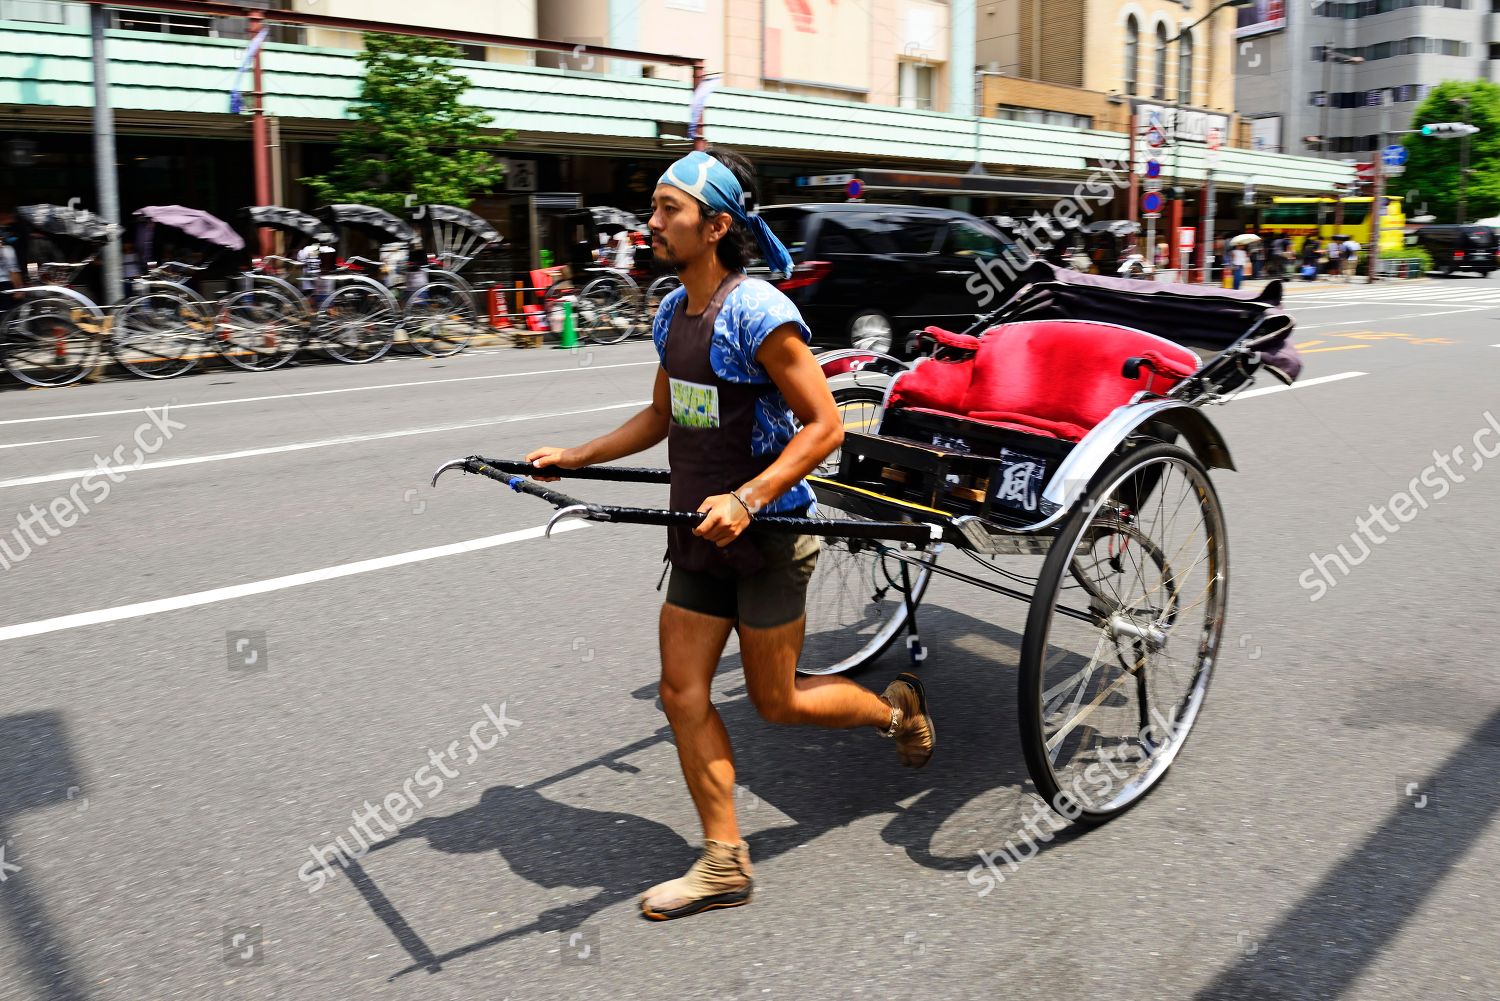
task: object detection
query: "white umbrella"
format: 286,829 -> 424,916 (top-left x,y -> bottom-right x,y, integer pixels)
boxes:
1228,233 -> 1263,248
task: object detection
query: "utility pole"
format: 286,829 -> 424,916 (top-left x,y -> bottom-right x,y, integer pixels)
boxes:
89,5 -> 122,303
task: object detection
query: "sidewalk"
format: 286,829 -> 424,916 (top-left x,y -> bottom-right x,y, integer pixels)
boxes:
1238,274 -> 1434,296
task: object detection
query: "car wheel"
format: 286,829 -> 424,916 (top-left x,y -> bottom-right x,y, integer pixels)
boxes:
848,310 -> 894,354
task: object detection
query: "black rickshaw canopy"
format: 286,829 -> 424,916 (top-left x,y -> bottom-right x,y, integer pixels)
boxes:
17,203 -> 120,247
244,205 -> 336,245
318,204 -> 418,245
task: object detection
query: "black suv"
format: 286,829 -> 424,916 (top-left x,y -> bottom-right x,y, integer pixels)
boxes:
757,204 -> 1025,356
1413,224 -> 1496,277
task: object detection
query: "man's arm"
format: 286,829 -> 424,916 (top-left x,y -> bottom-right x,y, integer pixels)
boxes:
693,323 -> 843,545
525,367 -> 671,478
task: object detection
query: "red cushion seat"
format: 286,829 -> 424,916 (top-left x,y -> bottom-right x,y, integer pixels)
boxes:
887,320 -> 1200,442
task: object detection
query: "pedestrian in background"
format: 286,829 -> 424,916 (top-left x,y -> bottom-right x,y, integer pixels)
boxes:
1230,243 -> 1250,290
1341,236 -> 1361,282
0,206 -> 22,302
1301,235 -> 1321,279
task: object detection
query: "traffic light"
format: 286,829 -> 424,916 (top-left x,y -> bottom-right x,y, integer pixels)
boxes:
1420,123 -> 1479,138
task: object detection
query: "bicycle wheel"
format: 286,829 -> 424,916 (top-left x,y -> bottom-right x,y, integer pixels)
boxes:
217,285 -> 304,372
2,298 -> 102,388
1018,442 -> 1227,825
819,385 -> 886,476
405,281 -> 480,358
321,283 -> 398,364
798,499 -> 941,677
576,277 -> 638,345
646,274 -> 681,311
110,291 -> 209,380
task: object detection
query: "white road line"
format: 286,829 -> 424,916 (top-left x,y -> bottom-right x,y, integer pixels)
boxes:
1296,306 -> 1491,329
0,359 -> 659,428
0,400 -> 650,490
0,435 -> 98,451
1236,371 -> 1367,399
0,367 -> 1375,642
0,521 -> 589,644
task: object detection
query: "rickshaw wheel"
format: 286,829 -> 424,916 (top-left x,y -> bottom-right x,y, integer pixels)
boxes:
2,297 -> 101,388
1018,442 -> 1227,825
406,280 -> 480,358
322,284 -> 398,364
110,291 -> 205,380
797,499 -> 941,677
217,286 -> 304,372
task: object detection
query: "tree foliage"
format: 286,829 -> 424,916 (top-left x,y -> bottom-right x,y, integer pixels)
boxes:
1401,80 -> 1500,223
301,33 -> 510,212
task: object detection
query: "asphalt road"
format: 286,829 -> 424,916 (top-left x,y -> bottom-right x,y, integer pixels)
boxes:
2,276 -> 1498,1001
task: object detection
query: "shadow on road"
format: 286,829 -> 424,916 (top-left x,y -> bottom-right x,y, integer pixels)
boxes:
0,710 -> 89,1001
1192,704 -> 1500,1001
342,603 -> 1061,979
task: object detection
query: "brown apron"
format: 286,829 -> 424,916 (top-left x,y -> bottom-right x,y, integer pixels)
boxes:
663,272 -> 775,577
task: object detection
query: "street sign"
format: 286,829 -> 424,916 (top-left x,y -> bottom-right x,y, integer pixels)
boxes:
1382,144 -> 1408,167
796,173 -> 856,186
845,178 -> 864,199
1178,227 -> 1196,250
1420,123 -> 1479,138
1145,159 -> 1161,178
1207,127 -> 1223,151
1144,177 -> 1163,192
502,159 -> 537,192
1141,191 -> 1164,214
1383,163 -> 1405,177
1145,126 -> 1167,148
1143,212 -> 1161,220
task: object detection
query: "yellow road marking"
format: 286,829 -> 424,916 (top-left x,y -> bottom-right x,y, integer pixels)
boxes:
1299,344 -> 1372,354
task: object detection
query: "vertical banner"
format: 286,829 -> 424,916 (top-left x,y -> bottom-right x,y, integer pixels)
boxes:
229,27 -> 271,115
686,75 -> 721,141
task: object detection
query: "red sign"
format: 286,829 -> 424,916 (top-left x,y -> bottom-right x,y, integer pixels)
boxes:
1178,227 -> 1197,250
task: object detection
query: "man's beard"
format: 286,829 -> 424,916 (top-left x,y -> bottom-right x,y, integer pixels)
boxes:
653,240 -> 689,272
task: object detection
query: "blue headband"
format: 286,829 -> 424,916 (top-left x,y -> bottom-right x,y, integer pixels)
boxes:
658,151 -> 794,276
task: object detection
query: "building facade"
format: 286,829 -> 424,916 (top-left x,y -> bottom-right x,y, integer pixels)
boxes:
1235,0 -> 1494,158
1,0 -> 1350,277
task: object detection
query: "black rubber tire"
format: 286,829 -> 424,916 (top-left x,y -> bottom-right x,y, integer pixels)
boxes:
1018,441 -> 1227,826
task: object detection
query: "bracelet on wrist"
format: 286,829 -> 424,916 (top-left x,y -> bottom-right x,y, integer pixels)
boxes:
730,490 -> 755,519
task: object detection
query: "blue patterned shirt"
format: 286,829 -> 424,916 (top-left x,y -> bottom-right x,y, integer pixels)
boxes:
652,278 -> 815,514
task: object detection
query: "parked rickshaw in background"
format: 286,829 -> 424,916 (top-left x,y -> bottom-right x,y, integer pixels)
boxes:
1083,220 -> 1149,278
0,203 -> 118,387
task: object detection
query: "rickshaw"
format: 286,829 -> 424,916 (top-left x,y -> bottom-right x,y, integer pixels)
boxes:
1083,219 -> 1148,277
316,203 -> 490,361
1,203 -> 118,387
108,205 -> 251,379
431,260 -> 1301,824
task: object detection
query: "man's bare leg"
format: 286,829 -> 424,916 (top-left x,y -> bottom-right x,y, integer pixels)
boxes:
738,615 -> 894,728
658,603 -> 739,844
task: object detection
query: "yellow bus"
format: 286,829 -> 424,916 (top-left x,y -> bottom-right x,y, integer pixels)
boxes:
1263,197 -> 1406,255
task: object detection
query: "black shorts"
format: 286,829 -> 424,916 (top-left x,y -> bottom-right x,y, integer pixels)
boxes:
665,530 -> 820,629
